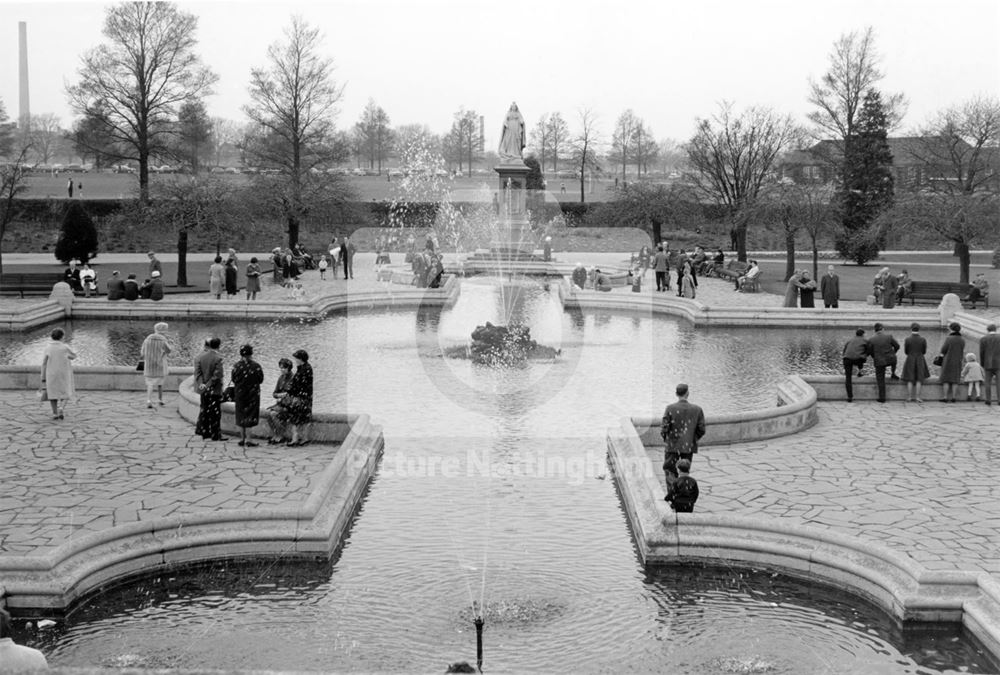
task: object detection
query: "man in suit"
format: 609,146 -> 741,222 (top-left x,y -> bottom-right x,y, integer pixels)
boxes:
868,322 -> 900,403
340,236 -> 357,279
194,337 -> 225,441
820,265 -> 840,308
652,245 -> 669,292
660,383 -> 706,496
980,323 -> 1000,406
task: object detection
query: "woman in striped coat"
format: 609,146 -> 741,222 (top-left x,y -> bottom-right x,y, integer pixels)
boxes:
140,322 -> 172,408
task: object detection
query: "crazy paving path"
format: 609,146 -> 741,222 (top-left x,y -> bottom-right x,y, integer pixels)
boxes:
0,390 -> 336,556
650,400 -> 1000,575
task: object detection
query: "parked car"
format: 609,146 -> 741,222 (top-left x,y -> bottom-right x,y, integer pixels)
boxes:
351,168 -> 365,176
112,164 -> 137,174
225,166 -> 242,174
64,164 -> 89,173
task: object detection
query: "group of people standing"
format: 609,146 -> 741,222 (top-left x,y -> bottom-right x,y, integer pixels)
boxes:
842,321 -> 1000,404
192,337 -> 314,447
646,244 -> 705,298
783,266 -> 843,308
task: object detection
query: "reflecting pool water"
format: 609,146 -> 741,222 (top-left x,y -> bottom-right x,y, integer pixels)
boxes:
5,280 -> 983,672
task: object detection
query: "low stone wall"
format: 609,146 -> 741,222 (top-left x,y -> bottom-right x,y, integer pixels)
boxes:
606,420 -> 1000,660
631,374 -> 818,447
804,374 -> 960,402
0,364 -> 191,392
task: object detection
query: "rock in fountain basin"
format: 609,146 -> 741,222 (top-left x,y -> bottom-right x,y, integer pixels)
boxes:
440,321 -> 561,363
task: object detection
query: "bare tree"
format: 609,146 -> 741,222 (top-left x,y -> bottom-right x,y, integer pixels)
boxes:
67,2 -> 216,203
880,191 -> 997,283
244,16 -> 346,247
686,102 -> 800,261
569,108 -> 602,203
545,112 -> 569,173
29,113 -> 63,164
0,143 -> 30,275
530,113 -> 551,170
209,117 -> 240,168
356,99 -> 392,173
807,27 -> 906,145
610,109 -> 639,182
448,108 -> 481,177
910,95 -> 1000,195
633,121 -> 659,176
0,99 -> 14,158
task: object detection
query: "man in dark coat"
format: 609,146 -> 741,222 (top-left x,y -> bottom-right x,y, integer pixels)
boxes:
123,274 -> 140,301
842,328 -> 870,402
660,383 -> 706,495
194,337 -> 225,441
980,323 -> 1000,406
340,236 -> 356,279
868,322 -> 900,403
105,270 -> 125,300
820,265 -> 840,308
652,245 -> 669,292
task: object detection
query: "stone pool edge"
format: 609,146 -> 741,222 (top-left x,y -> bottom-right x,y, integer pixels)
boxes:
607,406 -> 1000,662
0,372 -> 384,613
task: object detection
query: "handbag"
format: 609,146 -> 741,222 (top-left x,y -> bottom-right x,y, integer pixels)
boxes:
932,355 -> 944,367
38,388 -> 48,402
136,359 -> 145,372
222,384 -> 236,402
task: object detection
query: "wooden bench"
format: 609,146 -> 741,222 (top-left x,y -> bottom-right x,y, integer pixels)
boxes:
0,272 -> 66,297
716,260 -> 749,281
904,281 -> 988,308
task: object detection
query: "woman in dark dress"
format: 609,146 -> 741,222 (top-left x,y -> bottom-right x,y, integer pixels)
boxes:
901,322 -> 930,402
938,322 -> 965,403
275,349 -> 313,446
224,259 -> 238,297
266,358 -> 294,444
231,344 -> 264,447
798,271 -> 817,308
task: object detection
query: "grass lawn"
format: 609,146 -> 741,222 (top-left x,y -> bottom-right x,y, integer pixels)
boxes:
21,172 -> 621,203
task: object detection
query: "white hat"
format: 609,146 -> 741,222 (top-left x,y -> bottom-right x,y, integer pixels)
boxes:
151,270 -> 160,278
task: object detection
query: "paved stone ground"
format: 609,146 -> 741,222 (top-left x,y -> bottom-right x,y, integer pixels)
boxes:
0,391 -> 336,556
650,401 -> 1000,575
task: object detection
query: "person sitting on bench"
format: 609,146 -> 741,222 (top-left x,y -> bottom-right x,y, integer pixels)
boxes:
967,273 -> 989,308
735,260 -> 760,291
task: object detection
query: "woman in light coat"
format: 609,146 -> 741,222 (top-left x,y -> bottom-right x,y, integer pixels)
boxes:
140,322 -> 172,408
41,327 -> 77,420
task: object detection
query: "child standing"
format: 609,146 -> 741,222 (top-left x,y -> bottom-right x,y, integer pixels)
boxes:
318,255 -> 329,280
962,352 -> 984,401
665,458 -> 699,512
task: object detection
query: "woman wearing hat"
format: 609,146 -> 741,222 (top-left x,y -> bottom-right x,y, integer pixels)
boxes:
140,322 -> 172,408
272,349 -> 313,446
149,270 -> 164,300
231,344 -> 265,447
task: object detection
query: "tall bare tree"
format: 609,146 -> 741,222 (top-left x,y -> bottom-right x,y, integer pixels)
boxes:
244,16 -> 346,247
545,112 -> 569,173
448,108 -> 480,177
209,117 -> 240,168
610,109 -> 639,182
807,27 -> 906,145
530,113 -> 551,170
29,113 -> 64,164
67,2 -> 216,203
569,108 -> 602,203
686,102 -> 800,261
356,99 -> 392,174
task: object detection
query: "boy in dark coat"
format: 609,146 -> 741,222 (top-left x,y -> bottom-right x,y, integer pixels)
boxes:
665,458 -> 699,512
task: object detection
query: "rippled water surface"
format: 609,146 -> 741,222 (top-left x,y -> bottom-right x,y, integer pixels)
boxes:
7,279 -> 987,672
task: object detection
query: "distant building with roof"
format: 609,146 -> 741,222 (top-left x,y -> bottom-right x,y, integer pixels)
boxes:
779,137 -> 996,192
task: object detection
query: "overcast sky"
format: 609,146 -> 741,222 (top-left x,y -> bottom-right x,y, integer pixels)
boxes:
2,0 -> 999,151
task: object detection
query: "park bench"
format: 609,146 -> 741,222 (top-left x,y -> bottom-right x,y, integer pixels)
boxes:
904,281 -> 988,308
0,272 -> 66,297
715,260 -> 749,282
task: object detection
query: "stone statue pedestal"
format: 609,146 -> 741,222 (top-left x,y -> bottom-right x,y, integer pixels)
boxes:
494,162 -> 533,257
